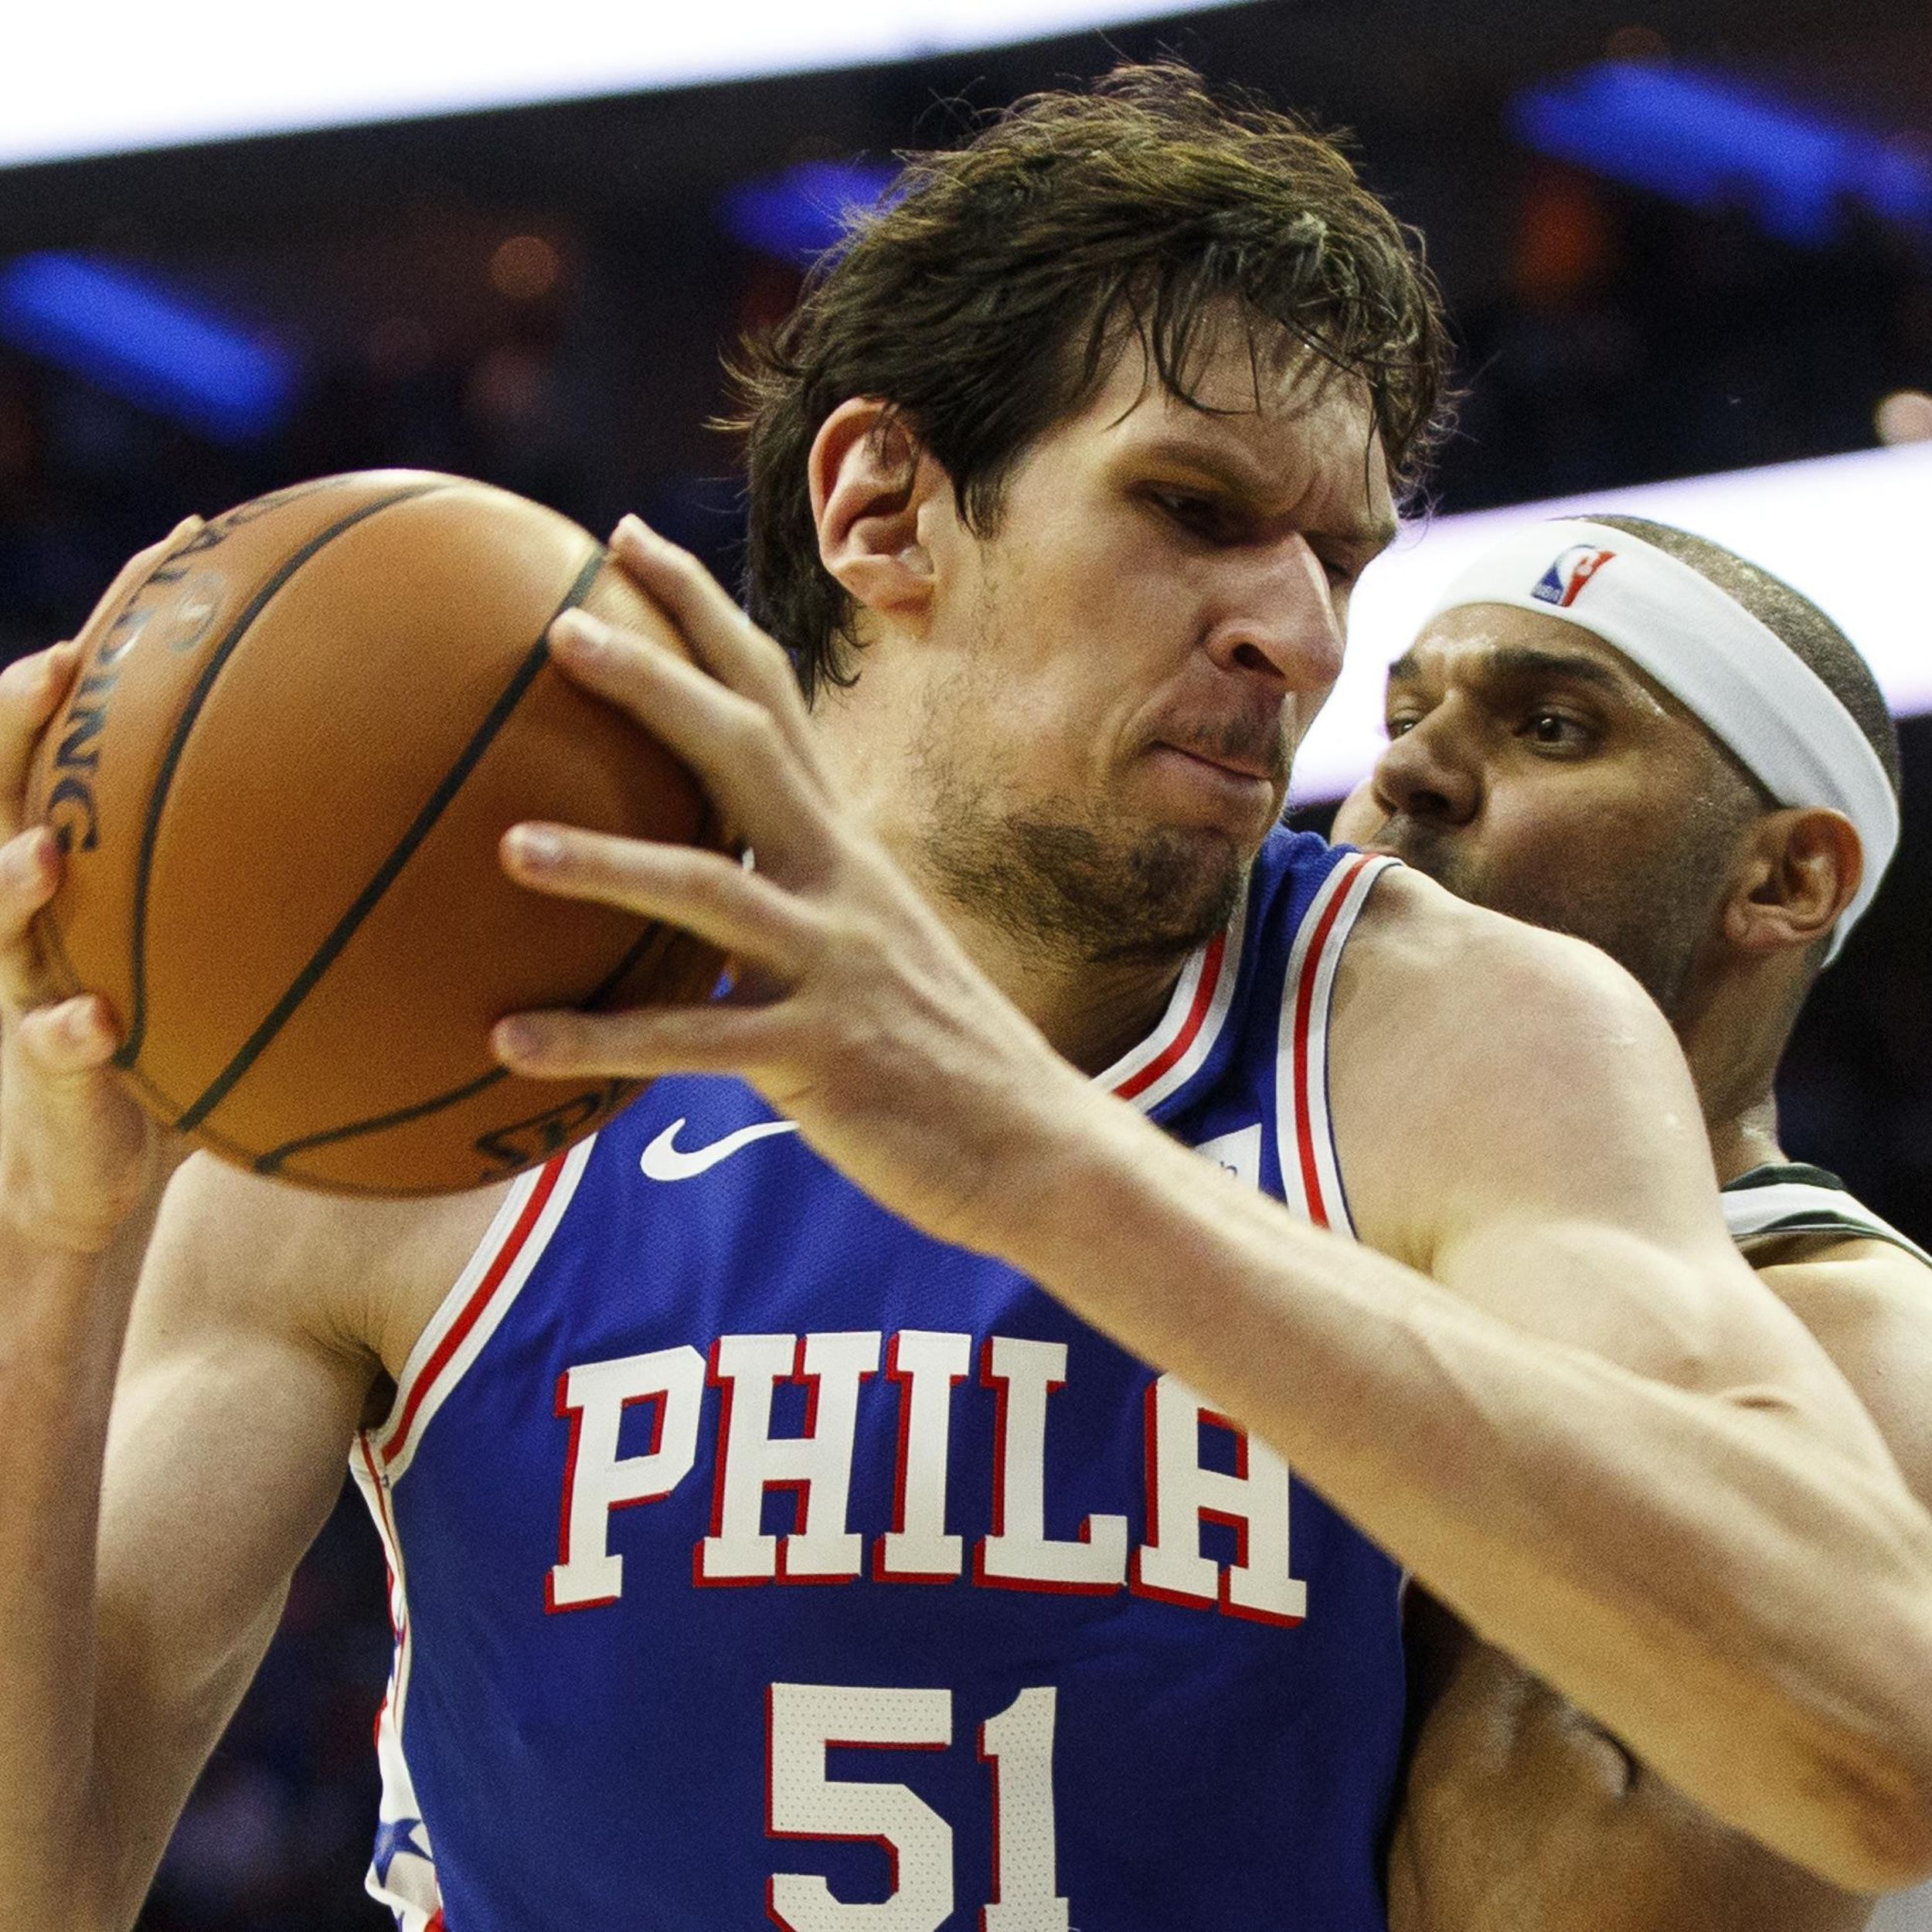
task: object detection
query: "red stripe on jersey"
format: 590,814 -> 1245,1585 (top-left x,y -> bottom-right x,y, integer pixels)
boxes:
1113,929 -> 1228,1104
1290,857 -> 1370,1228
382,1154 -> 568,1468
358,1433 -> 405,1640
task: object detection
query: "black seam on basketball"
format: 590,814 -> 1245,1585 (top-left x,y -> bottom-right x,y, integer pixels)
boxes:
253,1065 -> 512,1175
118,481 -> 451,1070
173,546 -> 611,1136
248,916 -> 676,1174
184,1107 -> 463,1197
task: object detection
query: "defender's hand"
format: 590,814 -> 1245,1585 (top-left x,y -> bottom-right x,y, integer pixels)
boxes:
495,515 -> 1097,1249
0,524 -> 201,1253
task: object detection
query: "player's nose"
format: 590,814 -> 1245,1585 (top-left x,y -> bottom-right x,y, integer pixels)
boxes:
1368,706 -> 1480,827
1201,538 -> 1346,693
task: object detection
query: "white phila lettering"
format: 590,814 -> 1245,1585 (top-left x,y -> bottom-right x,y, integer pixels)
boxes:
975,1336 -> 1128,1594
546,1328 -> 1308,1624
546,1345 -> 706,1613
1133,1375 -> 1305,1625
699,1332 -> 882,1583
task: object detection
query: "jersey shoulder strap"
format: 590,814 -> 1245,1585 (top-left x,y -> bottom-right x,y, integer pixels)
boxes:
1722,1163 -> 1932,1268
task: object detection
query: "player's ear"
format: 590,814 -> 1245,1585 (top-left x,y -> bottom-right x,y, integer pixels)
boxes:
1722,807 -> 1863,957
809,399 -> 946,621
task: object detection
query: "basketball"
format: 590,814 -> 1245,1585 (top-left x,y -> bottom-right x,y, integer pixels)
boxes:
23,471 -> 726,1196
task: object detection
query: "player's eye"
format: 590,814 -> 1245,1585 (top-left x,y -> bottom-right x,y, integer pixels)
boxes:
1524,708 -> 1591,748
1149,490 -> 1235,539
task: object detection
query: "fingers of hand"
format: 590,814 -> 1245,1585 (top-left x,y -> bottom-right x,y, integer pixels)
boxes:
83,515 -> 205,632
548,612 -> 829,868
14,995 -> 121,1076
493,999 -> 780,1083
502,824 -> 819,978
607,516 -> 822,766
0,644 -> 83,843
0,827 -> 60,951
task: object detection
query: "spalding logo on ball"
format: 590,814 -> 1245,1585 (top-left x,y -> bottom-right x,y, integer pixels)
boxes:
27,471 -> 727,1196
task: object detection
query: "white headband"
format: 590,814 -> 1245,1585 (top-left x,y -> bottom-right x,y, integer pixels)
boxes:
1427,518 -> 1899,957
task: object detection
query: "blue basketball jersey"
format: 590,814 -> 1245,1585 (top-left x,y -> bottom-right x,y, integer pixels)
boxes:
351,832 -> 1403,1931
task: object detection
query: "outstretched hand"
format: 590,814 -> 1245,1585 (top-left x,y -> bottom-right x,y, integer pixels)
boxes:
495,514 -> 1097,1251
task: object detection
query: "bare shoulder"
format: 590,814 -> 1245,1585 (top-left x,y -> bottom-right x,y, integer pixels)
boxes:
1749,1233 -> 1932,1510
1329,864 -> 1717,1267
1749,1230 -> 1932,1302
145,1152 -> 512,1384
1336,862 -> 1673,1063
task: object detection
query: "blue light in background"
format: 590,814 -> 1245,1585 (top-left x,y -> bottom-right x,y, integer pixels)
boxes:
0,252 -> 298,441
1511,63 -> 1932,248
720,159 -> 901,264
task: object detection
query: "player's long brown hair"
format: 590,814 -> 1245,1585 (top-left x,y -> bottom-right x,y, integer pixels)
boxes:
728,62 -> 1454,702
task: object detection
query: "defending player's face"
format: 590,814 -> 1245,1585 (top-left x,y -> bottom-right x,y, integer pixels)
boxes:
902,321 -> 1395,961
1332,605 -> 1761,1015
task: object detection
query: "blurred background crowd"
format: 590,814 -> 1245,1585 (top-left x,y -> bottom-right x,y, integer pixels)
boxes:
1,0 -> 1927,1923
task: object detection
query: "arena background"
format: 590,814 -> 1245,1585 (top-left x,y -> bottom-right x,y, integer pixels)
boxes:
1,2 -> 1927,1924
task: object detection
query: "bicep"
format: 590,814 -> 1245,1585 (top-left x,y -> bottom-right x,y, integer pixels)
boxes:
1348,915 -> 1876,1427
1392,1630 -> 1873,1932
90,1158 -> 377,1900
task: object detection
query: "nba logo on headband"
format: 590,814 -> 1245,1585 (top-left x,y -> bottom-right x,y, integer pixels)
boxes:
1531,545 -> 1616,609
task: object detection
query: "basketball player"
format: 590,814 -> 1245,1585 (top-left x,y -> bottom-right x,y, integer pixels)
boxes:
1330,517 -> 1932,1931
2,70 -> 1931,1932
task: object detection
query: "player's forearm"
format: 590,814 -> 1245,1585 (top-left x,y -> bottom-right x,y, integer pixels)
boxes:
976,1094 -> 1932,1892
0,1219 -> 145,1929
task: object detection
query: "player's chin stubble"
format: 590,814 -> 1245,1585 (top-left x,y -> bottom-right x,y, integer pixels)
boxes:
921,794 -> 1247,967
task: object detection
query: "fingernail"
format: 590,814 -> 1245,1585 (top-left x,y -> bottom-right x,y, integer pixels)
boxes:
509,824 -> 563,868
553,611 -> 610,658
493,1017 -> 539,1061
614,513 -> 653,547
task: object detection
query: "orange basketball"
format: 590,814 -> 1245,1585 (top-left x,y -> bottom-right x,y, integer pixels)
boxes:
25,471 -> 726,1196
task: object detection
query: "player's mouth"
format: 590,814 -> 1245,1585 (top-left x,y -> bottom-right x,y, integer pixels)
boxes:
1142,743 -> 1282,828
1159,741 -> 1277,781
1355,820 -> 1458,884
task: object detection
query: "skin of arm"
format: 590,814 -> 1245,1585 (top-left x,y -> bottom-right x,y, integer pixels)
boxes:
1391,1232 -> 1932,1932
0,1148 -> 471,1932
491,529 -> 1932,1893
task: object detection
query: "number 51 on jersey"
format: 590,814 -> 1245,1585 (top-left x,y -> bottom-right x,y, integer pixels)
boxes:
769,1682 -> 1066,1930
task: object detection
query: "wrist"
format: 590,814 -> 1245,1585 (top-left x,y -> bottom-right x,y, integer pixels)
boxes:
946,1070 -> 1150,1271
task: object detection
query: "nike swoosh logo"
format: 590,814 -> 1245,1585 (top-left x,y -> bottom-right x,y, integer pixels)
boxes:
639,1117 -> 801,1181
